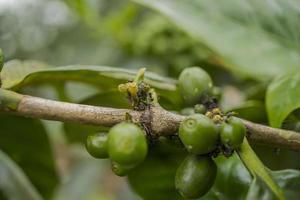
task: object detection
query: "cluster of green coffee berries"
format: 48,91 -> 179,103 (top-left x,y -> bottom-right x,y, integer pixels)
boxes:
86,122 -> 148,176
175,67 -> 246,199
86,67 -> 246,199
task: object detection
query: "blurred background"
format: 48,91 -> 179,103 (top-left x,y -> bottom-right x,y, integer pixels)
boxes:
1,0 -> 300,200
0,0 -> 219,76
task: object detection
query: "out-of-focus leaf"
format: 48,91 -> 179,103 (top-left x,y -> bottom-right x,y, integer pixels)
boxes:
206,153 -> 300,200
271,170 -> 300,199
246,170 -> 300,199
76,91 -> 130,108
128,139 -> 186,200
63,91 -> 129,143
266,72 -> 300,128
245,177 -> 274,200
206,151 -> 300,200
253,145 -> 300,170
133,0 -> 300,80
64,82 -> 99,103
53,158 -> 107,200
64,124 -> 107,144
244,82 -> 267,101
128,156 -> 183,200
0,150 -> 42,200
229,101 -> 267,123
210,154 -> 251,200
0,60 -> 181,107
1,60 -> 175,90
0,60 -> 49,89
64,0 -> 100,27
0,49 -> 3,69
0,114 -> 59,199
238,139 -> 285,200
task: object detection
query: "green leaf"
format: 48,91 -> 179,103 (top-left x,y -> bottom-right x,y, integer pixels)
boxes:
0,60 -> 50,89
0,114 -> 59,199
133,0 -> 300,80
1,60 -> 175,90
75,91 -> 130,108
211,154 -> 251,200
0,60 -> 181,108
237,139 -> 285,200
271,169 -> 300,199
245,177 -> 274,200
228,100 -> 267,123
0,150 -> 42,200
246,170 -> 300,200
204,152 -> 300,200
266,72 -> 300,128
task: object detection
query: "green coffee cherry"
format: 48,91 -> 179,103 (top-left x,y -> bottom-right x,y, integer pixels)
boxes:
111,162 -> 132,177
220,117 -> 246,149
175,155 -> 217,199
210,86 -> 222,100
180,107 -> 195,116
108,122 -> 148,167
86,132 -> 108,158
194,104 -> 206,114
178,67 -> 213,105
179,114 -> 218,154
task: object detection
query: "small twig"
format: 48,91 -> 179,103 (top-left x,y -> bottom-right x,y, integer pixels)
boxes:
1,89 -> 300,151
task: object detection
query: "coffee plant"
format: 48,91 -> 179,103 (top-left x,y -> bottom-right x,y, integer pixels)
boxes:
1,1 -> 300,200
